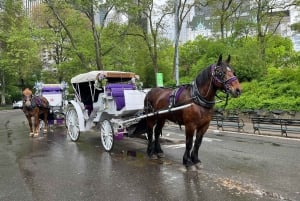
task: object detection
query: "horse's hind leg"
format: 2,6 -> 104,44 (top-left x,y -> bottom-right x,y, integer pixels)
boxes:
154,120 -> 165,158
43,110 -> 49,134
191,133 -> 204,164
146,119 -> 156,158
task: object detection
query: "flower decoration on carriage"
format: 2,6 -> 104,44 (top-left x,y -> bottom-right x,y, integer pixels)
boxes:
130,75 -> 143,89
34,81 -> 44,95
95,73 -> 107,89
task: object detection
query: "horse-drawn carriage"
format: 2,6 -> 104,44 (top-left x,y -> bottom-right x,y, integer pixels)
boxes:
34,81 -> 68,126
22,81 -> 68,137
65,55 -> 242,166
65,70 -> 193,152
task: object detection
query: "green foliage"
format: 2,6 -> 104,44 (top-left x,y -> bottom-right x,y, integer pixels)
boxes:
265,35 -> 294,67
226,67 -> 300,111
0,0 -> 300,111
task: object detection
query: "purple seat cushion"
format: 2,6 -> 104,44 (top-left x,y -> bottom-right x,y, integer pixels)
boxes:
105,84 -> 135,110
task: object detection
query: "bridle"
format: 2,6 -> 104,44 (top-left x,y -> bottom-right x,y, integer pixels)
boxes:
23,93 -> 36,109
211,64 -> 238,94
191,64 -> 237,108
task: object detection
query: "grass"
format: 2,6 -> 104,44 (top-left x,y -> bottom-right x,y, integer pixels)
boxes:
0,105 -> 13,110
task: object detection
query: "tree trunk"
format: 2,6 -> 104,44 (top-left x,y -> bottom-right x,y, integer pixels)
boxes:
173,0 -> 180,86
89,5 -> 103,70
0,73 -> 6,105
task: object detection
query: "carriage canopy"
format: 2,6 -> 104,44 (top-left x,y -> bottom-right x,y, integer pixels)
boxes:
70,70 -> 142,109
71,71 -> 137,84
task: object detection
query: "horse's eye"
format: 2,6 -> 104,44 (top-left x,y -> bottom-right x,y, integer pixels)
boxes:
216,70 -> 224,78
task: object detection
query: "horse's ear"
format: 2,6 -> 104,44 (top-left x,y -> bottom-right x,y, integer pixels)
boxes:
226,55 -> 231,64
217,54 -> 222,65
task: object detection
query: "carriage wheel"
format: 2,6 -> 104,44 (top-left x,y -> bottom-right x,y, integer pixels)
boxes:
100,119 -> 114,152
66,107 -> 80,141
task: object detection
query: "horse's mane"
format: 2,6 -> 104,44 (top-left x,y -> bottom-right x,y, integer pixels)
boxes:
195,65 -> 211,86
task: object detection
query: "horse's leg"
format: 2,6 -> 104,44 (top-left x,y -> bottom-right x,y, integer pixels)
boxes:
34,113 -> 39,137
43,110 -> 48,134
146,119 -> 156,158
191,132 -> 204,164
27,116 -> 34,137
183,126 -> 194,166
154,120 -> 165,158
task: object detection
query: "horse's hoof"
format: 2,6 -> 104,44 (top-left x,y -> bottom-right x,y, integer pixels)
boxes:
183,159 -> 194,167
43,129 -> 47,134
34,133 -> 39,137
192,159 -> 201,164
149,155 -> 158,160
157,152 -> 165,158
29,133 -> 34,137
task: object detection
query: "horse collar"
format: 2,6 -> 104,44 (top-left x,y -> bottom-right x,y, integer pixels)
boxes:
191,81 -> 215,109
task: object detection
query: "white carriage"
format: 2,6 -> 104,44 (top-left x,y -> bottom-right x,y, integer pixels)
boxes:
34,81 -> 69,125
65,71 -> 147,151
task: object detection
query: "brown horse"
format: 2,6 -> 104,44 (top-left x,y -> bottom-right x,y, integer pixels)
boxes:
144,55 -> 242,166
22,88 -> 50,137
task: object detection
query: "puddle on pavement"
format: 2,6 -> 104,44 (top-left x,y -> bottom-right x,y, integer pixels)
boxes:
112,149 -> 176,167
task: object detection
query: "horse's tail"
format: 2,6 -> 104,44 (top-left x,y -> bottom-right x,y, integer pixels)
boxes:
127,118 -> 147,137
38,107 -> 51,120
143,90 -> 154,115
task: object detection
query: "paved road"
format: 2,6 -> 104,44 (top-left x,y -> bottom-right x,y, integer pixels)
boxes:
1,109 -> 300,201
162,124 -> 300,201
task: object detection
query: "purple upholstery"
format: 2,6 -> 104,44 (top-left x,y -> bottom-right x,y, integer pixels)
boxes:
105,84 -> 135,110
42,86 -> 62,94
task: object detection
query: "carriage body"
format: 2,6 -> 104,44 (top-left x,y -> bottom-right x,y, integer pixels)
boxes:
65,70 -> 147,150
34,82 -> 68,125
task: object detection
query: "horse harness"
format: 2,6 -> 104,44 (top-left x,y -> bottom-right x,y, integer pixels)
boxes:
168,64 -> 238,109
24,96 -> 49,110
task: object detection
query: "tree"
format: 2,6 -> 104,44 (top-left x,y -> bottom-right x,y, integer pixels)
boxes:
251,0 -> 293,63
209,0 -> 244,39
124,0 -> 173,86
31,3 -> 95,82
43,0 -> 89,68
68,0 -> 117,70
0,0 -> 41,104
172,0 -> 206,85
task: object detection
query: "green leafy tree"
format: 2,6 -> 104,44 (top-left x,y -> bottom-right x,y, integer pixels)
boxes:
120,0 -> 173,86
0,0 -> 41,104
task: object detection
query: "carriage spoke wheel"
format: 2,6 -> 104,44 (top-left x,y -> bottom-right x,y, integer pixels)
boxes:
66,107 -> 80,141
100,119 -> 114,152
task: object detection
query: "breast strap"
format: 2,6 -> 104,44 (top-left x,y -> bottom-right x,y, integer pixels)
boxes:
191,81 -> 215,109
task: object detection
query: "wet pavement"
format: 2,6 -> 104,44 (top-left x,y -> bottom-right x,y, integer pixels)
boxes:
1,109 -> 300,201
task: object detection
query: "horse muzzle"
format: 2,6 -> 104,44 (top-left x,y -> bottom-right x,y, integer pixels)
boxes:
230,88 -> 242,98
24,101 -> 32,108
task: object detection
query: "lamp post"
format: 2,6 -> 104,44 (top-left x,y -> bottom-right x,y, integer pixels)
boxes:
174,0 -> 180,86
